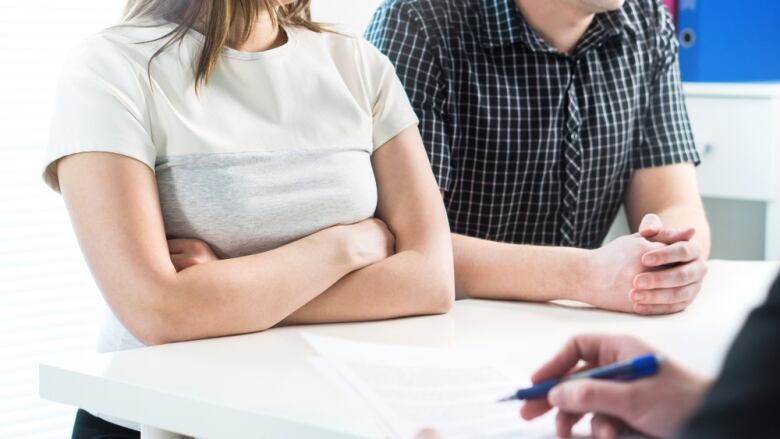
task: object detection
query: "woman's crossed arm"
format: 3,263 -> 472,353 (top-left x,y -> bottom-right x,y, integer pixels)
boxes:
57,126 -> 453,345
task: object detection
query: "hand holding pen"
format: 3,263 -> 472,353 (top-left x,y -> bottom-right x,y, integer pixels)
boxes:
500,353 -> 663,402
519,335 -> 711,439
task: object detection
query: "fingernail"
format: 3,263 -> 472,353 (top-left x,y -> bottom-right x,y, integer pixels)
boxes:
633,291 -> 645,301
644,255 -> 656,265
636,276 -> 650,289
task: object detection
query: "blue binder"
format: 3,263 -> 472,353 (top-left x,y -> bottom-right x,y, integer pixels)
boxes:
677,0 -> 780,82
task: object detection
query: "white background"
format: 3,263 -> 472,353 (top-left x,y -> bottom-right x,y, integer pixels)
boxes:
0,2 -> 380,438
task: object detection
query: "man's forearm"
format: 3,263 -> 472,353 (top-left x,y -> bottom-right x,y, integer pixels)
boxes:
451,233 -> 591,301
280,248 -> 454,326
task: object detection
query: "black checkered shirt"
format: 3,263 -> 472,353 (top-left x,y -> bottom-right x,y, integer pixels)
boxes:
366,0 -> 700,249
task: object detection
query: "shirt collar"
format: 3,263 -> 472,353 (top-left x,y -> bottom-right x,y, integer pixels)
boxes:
478,0 -> 525,48
479,0 -> 638,53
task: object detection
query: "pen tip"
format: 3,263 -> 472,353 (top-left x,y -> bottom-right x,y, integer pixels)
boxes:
497,395 -> 516,402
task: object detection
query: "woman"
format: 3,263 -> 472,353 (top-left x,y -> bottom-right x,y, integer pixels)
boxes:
42,0 -> 454,436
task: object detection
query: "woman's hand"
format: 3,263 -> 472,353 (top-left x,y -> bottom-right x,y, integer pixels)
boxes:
521,334 -> 711,439
168,239 -> 219,272
333,218 -> 396,268
167,218 -> 396,273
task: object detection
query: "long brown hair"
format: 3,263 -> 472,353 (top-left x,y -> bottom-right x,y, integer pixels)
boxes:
122,0 -> 327,90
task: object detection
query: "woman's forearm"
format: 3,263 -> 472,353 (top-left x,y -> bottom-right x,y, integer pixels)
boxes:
281,126 -> 458,326
58,152 -> 400,347
137,226 -> 364,344
280,246 -> 454,326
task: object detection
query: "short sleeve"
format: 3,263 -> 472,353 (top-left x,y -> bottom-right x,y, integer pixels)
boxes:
366,3 -> 453,192
43,35 -> 156,193
633,3 -> 701,169
355,37 -> 419,152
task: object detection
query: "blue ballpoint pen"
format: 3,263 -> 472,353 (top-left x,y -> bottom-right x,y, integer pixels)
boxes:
498,353 -> 665,401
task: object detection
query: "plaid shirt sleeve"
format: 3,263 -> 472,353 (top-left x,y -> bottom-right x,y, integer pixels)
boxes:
365,4 -> 454,191
634,2 -> 701,169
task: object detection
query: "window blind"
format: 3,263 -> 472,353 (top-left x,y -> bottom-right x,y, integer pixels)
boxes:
0,2 -> 124,438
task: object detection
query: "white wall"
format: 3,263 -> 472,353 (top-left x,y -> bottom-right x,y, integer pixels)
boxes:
310,0 -> 383,33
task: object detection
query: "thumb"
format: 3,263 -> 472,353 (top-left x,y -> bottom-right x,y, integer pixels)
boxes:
548,380 -> 632,419
638,214 -> 663,238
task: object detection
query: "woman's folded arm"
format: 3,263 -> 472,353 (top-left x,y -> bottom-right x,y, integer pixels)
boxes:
56,151 -> 393,345
280,126 -> 456,325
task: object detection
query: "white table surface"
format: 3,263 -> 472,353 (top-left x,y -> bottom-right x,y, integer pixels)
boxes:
39,260 -> 780,438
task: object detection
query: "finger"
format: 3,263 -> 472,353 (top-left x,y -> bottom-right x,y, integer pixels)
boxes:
167,238 -> 192,254
642,241 -> 700,267
531,335 -> 608,383
633,300 -> 691,315
169,254 -> 204,272
634,260 -> 707,290
638,214 -> 663,237
643,227 -> 696,245
591,414 -> 622,439
631,282 -> 702,305
170,254 -> 186,272
555,411 -> 584,438
520,399 -> 553,420
548,380 -> 632,420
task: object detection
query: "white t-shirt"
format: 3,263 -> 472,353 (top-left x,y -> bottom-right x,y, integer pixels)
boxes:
43,22 -> 418,352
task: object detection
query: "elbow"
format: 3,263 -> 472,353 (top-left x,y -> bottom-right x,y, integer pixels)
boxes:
123,299 -> 180,347
423,259 -> 456,315
429,284 -> 455,314
109,279 -> 191,346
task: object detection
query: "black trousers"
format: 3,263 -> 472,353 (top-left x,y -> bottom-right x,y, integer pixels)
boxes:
71,409 -> 140,439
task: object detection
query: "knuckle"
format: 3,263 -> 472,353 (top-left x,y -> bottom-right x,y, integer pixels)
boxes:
192,240 -> 209,252
675,268 -> 689,284
684,265 -> 697,282
679,244 -> 692,260
572,384 -> 595,407
679,285 -> 694,301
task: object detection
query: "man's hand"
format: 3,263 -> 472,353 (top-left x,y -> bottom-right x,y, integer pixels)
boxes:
632,214 -> 708,315
584,235 -> 665,313
520,335 -> 710,439
167,238 -> 219,272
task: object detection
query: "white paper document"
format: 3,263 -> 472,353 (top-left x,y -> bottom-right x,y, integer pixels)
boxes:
304,334 -> 564,439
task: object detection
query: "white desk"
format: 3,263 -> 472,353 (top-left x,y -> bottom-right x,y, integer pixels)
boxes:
39,260 -> 779,438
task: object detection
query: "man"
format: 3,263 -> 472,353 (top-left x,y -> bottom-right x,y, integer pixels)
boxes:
365,0 -> 710,314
